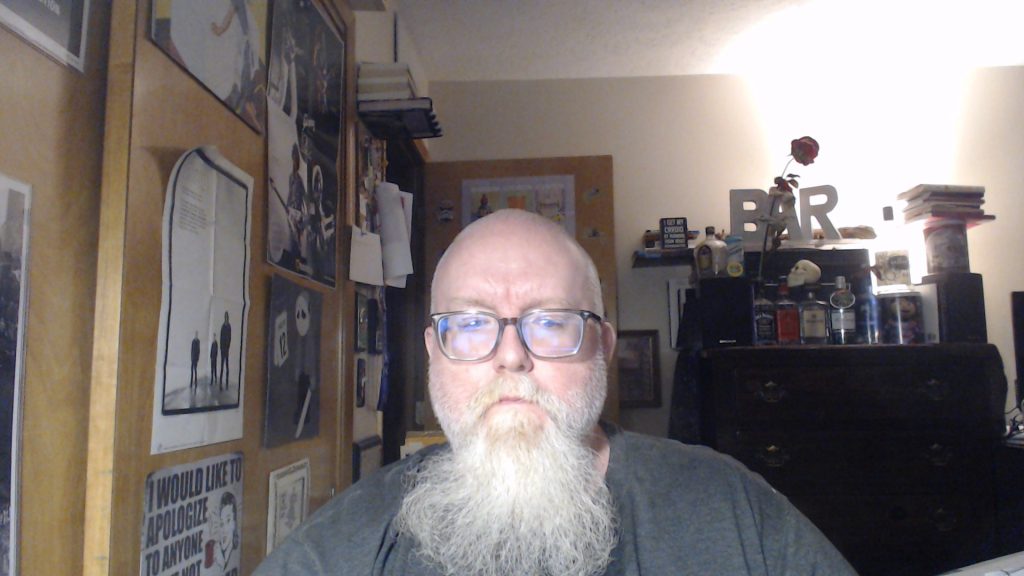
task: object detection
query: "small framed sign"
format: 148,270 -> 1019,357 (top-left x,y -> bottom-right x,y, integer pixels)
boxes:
660,217 -> 689,250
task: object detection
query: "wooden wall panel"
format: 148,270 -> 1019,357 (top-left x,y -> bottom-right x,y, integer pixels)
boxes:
84,1 -> 357,574
0,2 -> 111,574
423,156 -> 619,425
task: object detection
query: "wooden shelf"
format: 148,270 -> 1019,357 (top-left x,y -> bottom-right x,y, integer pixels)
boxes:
631,249 -> 693,268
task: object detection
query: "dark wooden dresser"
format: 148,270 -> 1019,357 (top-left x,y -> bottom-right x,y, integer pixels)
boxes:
698,344 -> 1009,576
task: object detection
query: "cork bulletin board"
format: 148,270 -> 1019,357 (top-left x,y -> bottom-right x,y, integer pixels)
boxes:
423,156 -> 619,424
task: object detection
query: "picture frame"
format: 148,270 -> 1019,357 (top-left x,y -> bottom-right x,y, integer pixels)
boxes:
0,0 -> 90,71
355,358 -> 366,408
355,292 -> 368,352
660,217 -> 689,250
616,330 -> 662,408
266,458 -> 310,555
352,435 -> 382,482
367,298 -> 382,354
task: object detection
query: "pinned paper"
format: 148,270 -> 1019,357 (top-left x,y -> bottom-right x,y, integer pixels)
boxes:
349,226 -> 384,285
376,182 -> 414,288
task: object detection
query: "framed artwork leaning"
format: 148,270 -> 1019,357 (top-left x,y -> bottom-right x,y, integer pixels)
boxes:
616,330 -> 661,409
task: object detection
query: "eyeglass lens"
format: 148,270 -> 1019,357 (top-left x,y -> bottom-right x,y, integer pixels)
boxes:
437,310 -> 589,360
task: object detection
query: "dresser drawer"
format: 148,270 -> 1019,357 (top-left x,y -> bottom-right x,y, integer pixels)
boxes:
723,432 -> 995,491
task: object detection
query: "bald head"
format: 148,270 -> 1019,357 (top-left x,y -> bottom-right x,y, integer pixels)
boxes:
431,209 -> 603,316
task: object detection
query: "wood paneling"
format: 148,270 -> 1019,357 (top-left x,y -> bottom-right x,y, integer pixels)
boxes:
82,1 -> 358,574
0,2 -> 111,574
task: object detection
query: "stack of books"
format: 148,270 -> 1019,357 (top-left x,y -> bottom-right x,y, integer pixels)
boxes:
898,184 -> 994,224
356,62 -> 442,139
357,62 -> 418,102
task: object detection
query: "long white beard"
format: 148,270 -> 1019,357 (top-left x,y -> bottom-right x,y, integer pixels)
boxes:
396,362 -> 617,576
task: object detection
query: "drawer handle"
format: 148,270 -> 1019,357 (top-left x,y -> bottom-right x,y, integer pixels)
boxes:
931,507 -> 957,532
756,444 -> 790,468
757,380 -> 786,403
926,443 -> 954,467
923,378 -> 950,401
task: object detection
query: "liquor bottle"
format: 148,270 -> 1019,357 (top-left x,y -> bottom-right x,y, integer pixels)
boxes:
775,281 -> 800,345
752,285 -> 777,345
799,284 -> 830,345
855,281 -> 880,344
829,275 -> 857,344
694,226 -> 727,279
873,206 -> 912,295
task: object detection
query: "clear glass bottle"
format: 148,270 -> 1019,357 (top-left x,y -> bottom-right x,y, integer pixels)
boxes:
753,285 -> 777,345
694,226 -> 727,279
873,206 -> 912,295
775,280 -> 801,345
855,279 -> 880,344
799,284 -> 830,345
829,276 -> 857,345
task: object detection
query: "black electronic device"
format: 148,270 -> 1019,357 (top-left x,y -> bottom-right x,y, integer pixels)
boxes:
697,277 -> 753,348
1012,291 -> 1024,407
920,272 -> 987,343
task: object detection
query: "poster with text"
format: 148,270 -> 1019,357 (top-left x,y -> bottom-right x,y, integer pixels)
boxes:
0,0 -> 89,70
265,0 -> 343,287
140,452 -> 244,576
152,147 -> 252,454
264,275 -> 321,448
461,175 -> 576,235
151,0 -> 268,132
0,172 -> 30,576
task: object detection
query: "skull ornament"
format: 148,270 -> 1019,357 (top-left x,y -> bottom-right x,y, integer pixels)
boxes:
787,259 -> 822,287
295,291 -> 311,337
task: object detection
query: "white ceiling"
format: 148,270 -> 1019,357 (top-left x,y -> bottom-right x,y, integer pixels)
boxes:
389,0 -> 1024,82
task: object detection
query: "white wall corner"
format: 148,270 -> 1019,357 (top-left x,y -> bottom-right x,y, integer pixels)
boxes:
354,10 -> 396,65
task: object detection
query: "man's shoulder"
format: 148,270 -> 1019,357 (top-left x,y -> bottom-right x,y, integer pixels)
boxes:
614,429 -> 747,479
256,445 -> 446,574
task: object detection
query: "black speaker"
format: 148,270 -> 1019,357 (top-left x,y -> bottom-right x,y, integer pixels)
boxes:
1012,292 -> 1024,407
697,277 -> 753,348
919,272 -> 987,343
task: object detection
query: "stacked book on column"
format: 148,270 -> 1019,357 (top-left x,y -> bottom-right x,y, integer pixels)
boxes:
356,62 -> 442,139
898,184 -> 993,224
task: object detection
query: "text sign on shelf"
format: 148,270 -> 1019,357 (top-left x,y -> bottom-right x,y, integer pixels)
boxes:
660,217 -> 689,250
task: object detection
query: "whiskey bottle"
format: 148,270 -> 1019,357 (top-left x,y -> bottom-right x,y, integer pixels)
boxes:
753,285 -> 777,345
775,281 -> 800,345
799,284 -> 830,345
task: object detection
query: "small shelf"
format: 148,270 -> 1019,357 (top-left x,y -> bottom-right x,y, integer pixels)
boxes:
632,249 -> 693,268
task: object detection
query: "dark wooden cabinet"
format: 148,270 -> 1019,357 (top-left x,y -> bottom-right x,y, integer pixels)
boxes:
699,344 -> 1008,576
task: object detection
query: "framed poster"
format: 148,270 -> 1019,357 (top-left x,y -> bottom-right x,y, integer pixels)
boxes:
266,458 -> 310,555
266,0 -> 344,288
151,146 -> 252,454
265,275 -> 322,448
616,330 -> 662,409
0,172 -> 30,576
461,175 -> 575,235
0,0 -> 90,71
151,0 -> 269,132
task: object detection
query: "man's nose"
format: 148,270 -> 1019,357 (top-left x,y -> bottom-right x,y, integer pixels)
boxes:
492,325 -> 533,373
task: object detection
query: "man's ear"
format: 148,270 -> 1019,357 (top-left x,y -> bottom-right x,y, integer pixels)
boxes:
600,321 -> 616,362
424,325 -> 435,359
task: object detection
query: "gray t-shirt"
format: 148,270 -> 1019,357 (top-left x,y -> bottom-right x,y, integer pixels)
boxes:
255,425 -> 856,575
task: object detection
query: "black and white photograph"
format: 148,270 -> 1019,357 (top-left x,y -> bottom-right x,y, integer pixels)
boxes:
355,291 -> 369,352
265,275 -> 322,448
265,0 -> 343,287
0,172 -> 29,576
152,147 -> 251,454
151,0 -> 268,132
266,458 -> 310,555
0,0 -> 90,71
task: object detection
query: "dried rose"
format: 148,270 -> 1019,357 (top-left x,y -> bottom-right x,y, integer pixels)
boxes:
790,136 -> 819,166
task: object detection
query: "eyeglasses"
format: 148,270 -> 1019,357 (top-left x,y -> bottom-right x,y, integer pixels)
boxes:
430,308 -> 602,362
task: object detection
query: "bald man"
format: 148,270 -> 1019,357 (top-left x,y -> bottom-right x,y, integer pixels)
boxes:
256,209 -> 854,575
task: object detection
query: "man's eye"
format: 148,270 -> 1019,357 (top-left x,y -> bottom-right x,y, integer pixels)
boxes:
456,316 -> 490,331
533,316 -> 568,330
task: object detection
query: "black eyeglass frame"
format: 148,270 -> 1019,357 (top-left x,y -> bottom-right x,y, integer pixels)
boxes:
429,308 -> 603,362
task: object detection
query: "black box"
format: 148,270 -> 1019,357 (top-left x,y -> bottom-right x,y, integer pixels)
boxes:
919,272 -> 987,343
697,277 -> 753,348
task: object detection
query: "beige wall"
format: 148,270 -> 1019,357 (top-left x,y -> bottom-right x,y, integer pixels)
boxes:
426,68 -> 1024,434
